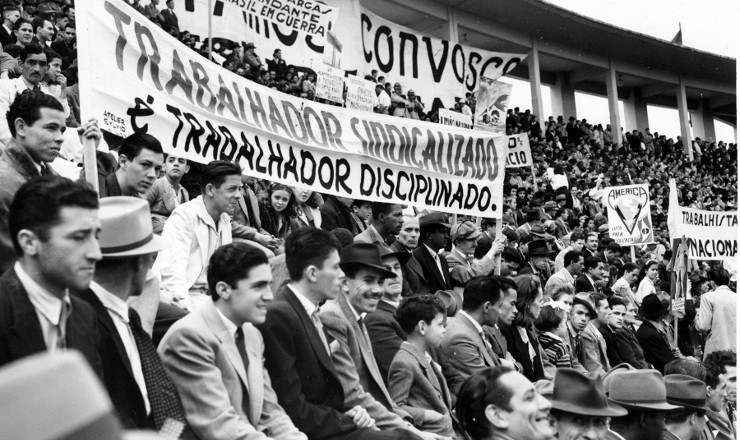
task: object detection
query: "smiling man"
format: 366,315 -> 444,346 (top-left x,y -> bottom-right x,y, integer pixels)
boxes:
159,242 -> 307,440
0,176 -> 103,375
100,133 -> 164,198
457,367 -> 555,440
154,160 -> 241,311
321,243 -> 437,440
0,90 -> 99,272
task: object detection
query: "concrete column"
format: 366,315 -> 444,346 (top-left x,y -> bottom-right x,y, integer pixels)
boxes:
528,37 -> 545,129
676,76 -> 693,159
605,59 -> 622,144
447,7 -> 458,43
550,72 -> 576,119
699,99 -> 716,141
623,88 -> 649,132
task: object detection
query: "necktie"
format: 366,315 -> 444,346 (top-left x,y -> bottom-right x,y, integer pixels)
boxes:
235,327 -> 251,420
311,309 -> 331,355
129,309 -> 186,438
56,300 -> 69,350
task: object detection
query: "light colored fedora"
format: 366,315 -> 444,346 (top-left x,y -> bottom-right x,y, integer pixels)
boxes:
99,197 -> 169,259
605,369 -> 681,412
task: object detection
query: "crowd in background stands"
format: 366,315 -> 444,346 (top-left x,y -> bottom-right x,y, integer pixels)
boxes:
0,1 -> 737,440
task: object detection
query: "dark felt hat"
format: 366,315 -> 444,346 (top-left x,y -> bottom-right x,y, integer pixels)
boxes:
419,212 -> 451,229
641,293 -> 667,319
665,374 -> 710,412
551,369 -> 627,417
339,243 -> 396,279
528,240 -> 550,256
572,296 -> 597,319
378,245 -> 411,266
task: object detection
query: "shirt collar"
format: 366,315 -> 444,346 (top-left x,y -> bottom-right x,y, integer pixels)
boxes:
89,281 -> 129,323
458,310 -> 483,334
14,262 -> 71,326
288,284 -> 321,316
381,298 -> 399,309
423,244 -> 440,259
215,307 -> 238,338
345,299 -> 366,321
544,331 -> 564,342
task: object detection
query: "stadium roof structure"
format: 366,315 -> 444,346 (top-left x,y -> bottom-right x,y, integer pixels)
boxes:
365,0 -> 736,126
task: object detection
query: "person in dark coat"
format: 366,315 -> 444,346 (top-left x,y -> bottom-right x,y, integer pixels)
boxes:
637,294 -> 678,373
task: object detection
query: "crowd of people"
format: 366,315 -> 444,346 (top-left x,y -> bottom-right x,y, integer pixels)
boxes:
0,1 -> 736,440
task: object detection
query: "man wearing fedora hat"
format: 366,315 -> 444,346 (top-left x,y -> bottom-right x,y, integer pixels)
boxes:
663,375 -> 709,440
516,208 -> 542,237
411,213 -> 452,294
76,197 -> 189,436
637,293 -> 679,374
259,228 -> 415,440
321,243 -> 438,440
520,239 -> 552,289
549,368 -> 627,440
605,370 -> 680,440
0,177 -> 103,374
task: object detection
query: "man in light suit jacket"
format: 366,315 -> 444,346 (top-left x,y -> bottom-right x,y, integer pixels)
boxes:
159,243 -> 306,440
321,244 -> 437,440
695,267 -> 736,359
577,292 -> 611,375
440,276 -> 503,395
154,161 -> 241,311
354,202 -> 404,250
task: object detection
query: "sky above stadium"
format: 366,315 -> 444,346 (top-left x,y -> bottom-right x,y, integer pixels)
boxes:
500,0 -> 737,142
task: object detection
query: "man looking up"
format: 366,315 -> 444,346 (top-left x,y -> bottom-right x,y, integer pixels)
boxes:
354,202 -> 404,249
0,176 -> 103,374
160,242 -> 307,440
0,90 -> 99,272
155,160 -> 241,311
99,133 -> 164,198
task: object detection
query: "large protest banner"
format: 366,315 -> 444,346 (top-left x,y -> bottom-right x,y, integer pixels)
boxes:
438,109 -> 472,130
504,134 -> 532,168
345,75 -> 377,112
603,184 -> 654,246
79,0 -> 508,218
356,8 -> 525,109
473,78 -> 512,133
667,179 -> 738,260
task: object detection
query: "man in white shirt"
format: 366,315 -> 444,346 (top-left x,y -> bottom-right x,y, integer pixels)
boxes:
77,197 -> 189,436
154,160 -> 241,311
695,267 -> 736,358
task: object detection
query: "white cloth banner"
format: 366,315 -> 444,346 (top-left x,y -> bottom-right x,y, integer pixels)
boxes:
603,184 -> 654,246
473,78 -> 511,133
504,134 -> 532,168
78,0 -> 508,218
345,76 -> 377,112
438,109 -> 472,129
668,179 -> 738,260
313,62 -> 344,103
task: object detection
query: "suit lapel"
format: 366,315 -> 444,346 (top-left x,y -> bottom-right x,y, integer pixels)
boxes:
417,247 -> 446,288
406,254 -> 427,284
4,269 -> 48,355
459,316 -> 496,367
76,289 -> 135,379
201,303 -> 249,390
283,289 -> 338,375
244,324 -> 263,425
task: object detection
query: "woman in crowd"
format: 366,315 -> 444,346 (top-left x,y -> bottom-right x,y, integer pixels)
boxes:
549,283 -> 575,313
290,187 -> 322,230
501,274 -> 547,381
635,259 -> 659,305
535,301 -> 573,368
259,183 -> 296,241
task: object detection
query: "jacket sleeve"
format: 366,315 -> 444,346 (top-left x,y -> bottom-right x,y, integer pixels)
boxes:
155,207 -> 194,308
387,354 -> 426,427
579,328 -> 605,375
694,294 -> 713,332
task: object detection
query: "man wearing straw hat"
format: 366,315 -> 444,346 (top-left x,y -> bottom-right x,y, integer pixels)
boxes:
76,197 -> 189,437
549,368 -> 627,440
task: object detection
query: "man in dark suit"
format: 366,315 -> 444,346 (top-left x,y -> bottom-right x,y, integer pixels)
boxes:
440,276 -> 503,395
575,256 -> 606,293
50,21 -> 75,68
390,215 -> 425,296
258,228 -> 415,440
0,177 -> 102,375
76,197 -> 189,436
410,213 -> 451,294
0,5 -> 19,47
98,132 -> 164,198
636,294 -> 678,374
321,244 -> 436,440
